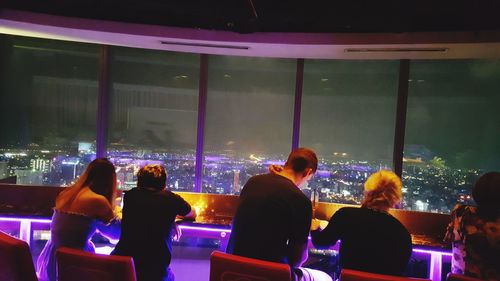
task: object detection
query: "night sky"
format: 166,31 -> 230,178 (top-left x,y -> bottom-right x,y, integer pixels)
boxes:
1,35 -> 499,170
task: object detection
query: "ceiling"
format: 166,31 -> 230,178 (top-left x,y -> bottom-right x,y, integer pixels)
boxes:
3,0 -> 500,34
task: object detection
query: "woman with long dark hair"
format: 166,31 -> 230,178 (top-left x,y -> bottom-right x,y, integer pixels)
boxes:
37,158 -> 119,281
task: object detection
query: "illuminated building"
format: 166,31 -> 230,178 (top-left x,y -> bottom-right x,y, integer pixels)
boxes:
232,169 -> 240,194
14,169 -> 43,185
0,156 -> 8,179
30,158 -> 51,173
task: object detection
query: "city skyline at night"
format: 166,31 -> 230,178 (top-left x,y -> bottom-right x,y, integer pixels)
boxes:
1,34 -> 498,215
0,142 -> 480,214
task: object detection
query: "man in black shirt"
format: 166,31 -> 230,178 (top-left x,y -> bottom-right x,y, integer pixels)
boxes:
227,148 -> 332,281
112,164 -> 196,281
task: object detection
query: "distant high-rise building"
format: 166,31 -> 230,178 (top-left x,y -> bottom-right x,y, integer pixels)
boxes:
61,158 -> 80,184
30,158 -> 51,173
414,200 -> 429,212
15,169 -> 43,185
232,170 -> 240,194
78,142 -> 94,154
0,157 -> 8,179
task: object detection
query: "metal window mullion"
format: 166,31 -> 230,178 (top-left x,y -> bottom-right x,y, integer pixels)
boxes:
96,45 -> 110,158
194,54 -> 208,193
393,59 -> 410,177
292,58 -> 304,150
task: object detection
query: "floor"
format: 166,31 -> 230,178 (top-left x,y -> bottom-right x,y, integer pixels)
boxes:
170,245 -> 214,281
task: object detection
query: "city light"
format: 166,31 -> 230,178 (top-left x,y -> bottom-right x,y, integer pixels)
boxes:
1,143 -> 481,213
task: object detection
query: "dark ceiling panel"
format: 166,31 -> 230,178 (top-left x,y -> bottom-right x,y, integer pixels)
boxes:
2,0 -> 500,33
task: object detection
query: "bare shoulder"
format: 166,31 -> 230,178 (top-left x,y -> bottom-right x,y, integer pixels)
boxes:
78,188 -> 108,203
87,194 -> 112,210
76,188 -> 112,214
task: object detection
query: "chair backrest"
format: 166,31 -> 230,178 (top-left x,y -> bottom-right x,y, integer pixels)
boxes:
446,273 -> 483,281
56,247 -> 136,281
0,231 -> 38,281
210,251 -> 292,281
340,269 -> 431,281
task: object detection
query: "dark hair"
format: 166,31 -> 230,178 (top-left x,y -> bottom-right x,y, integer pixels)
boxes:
81,158 -> 117,204
284,147 -> 318,174
472,171 -> 500,219
137,164 -> 167,190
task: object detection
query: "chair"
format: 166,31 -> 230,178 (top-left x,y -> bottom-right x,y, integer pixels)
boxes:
340,269 -> 431,281
446,273 -> 483,281
56,247 -> 136,281
0,231 -> 38,281
210,251 -> 292,281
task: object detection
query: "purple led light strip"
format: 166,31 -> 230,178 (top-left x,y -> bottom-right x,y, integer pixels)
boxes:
0,216 -> 451,256
0,217 -> 52,224
177,225 -> 229,233
0,216 -> 450,281
413,248 -> 452,256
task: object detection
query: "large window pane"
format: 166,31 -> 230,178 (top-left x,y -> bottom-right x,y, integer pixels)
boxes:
0,35 -> 99,186
403,60 -> 500,213
203,56 -> 296,194
300,60 -> 399,204
107,47 -> 199,191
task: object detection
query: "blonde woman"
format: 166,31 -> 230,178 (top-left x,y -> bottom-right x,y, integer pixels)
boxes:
311,170 -> 412,277
37,158 -> 120,281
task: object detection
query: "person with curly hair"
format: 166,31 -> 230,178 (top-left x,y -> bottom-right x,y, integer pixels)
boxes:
112,164 -> 195,281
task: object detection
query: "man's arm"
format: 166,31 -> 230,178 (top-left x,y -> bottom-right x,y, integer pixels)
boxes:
311,208 -> 345,248
178,206 -> 197,220
173,192 -> 197,220
288,197 -> 313,267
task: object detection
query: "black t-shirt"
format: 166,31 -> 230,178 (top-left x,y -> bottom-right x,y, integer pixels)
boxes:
226,173 -> 312,266
311,207 -> 412,276
112,188 -> 191,281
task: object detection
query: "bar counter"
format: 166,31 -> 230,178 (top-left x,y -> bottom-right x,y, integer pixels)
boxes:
0,184 -> 452,281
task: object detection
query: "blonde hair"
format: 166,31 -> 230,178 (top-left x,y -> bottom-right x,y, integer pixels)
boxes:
362,170 -> 402,211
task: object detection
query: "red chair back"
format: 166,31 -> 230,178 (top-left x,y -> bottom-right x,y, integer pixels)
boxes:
340,269 -> 431,281
210,251 -> 292,281
56,247 -> 136,281
0,231 -> 38,281
446,273 -> 483,281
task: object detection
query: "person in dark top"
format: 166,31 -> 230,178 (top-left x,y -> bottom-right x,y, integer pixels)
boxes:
227,148 -> 332,281
311,170 -> 412,277
444,172 -> 500,281
112,164 -> 196,281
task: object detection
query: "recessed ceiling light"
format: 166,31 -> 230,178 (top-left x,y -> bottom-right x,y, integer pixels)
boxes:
160,41 -> 250,50
321,78 -> 328,82
344,47 -> 448,53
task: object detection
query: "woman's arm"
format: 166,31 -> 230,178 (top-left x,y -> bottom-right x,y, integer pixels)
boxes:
311,208 -> 346,248
90,197 -> 121,240
96,218 -> 121,241
179,207 -> 197,220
